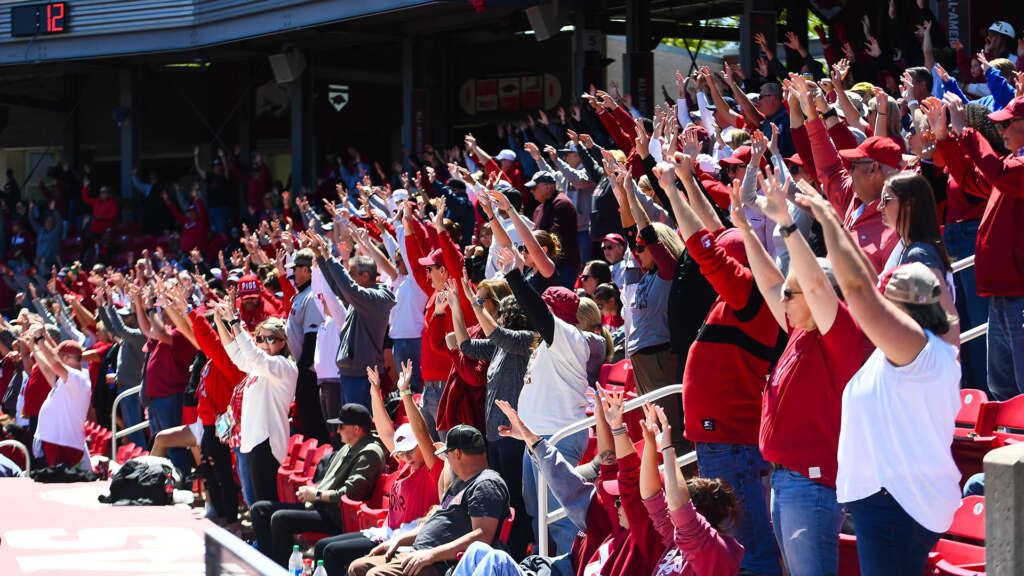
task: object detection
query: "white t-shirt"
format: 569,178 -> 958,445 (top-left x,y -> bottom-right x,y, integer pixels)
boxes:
486,215 -> 534,280
388,273 -> 428,339
35,367 -> 91,451
836,331 -> 962,533
517,317 -> 590,435
227,332 -> 298,464
314,316 -> 342,380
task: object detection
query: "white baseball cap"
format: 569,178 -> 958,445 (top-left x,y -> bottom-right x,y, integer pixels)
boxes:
989,21 -> 1015,37
391,423 -> 418,455
496,149 -> 517,162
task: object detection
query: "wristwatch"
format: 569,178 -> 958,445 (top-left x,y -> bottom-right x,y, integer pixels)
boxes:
315,490 -> 322,502
779,223 -> 799,238
229,318 -> 241,328
821,108 -> 838,120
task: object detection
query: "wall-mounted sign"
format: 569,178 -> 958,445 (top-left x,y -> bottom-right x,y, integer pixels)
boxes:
11,2 -> 67,37
328,84 -> 350,111
459,73 -> 562,115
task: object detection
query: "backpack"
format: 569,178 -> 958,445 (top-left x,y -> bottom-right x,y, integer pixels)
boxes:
98,456 -> 179,506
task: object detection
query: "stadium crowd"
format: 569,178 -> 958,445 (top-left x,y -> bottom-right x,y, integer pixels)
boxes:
1,4 -> 1023,576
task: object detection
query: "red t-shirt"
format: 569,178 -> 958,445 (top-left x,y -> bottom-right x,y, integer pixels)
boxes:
387,460 -> 444,530
602,314 -> 624,329
22,365 -> 50,418
143,329 -> 197,399
758,302 -> 866,488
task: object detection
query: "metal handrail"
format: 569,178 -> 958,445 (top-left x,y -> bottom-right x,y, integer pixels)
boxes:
111,384 -> 149,458
537,384 -> 687,557
951,255 -> 975,273
0,439 -> 30,473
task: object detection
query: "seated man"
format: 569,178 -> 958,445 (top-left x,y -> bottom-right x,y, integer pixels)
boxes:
251,403 -> 385,566
348,424 -> 509,576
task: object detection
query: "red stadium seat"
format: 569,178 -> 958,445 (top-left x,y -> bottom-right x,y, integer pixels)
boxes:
498,507 -> 516,545
288,444 -> 334,493
951,391 -> 1000,488
597,360 -> 634,393
930,496 -> 986,575
339,495 -> 364,533
956,390 -> 989,435
358,502 -> 388,530
278,438 -> 316,503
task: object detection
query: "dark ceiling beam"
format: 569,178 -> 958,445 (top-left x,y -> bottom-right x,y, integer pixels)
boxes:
615,1 -> 744,23
604,21 -> 741,42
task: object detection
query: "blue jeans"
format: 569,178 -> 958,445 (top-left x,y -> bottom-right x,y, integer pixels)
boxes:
391,338 -> 423,393
846,489 -> 941,576
577,229 -> 592,264
420,380 -> 445,442
696,442 -> 781,575
451,541 -> 523,576
987,296 -> 1024,400
207,205 -> 229,234
339,376 -> 371,413
770,467 -> 844,576
522,428 -> 588,557
117,386 -> 148,448
944,221 -> 988,389
148,393 -> 190,474
233,446 -> 256,507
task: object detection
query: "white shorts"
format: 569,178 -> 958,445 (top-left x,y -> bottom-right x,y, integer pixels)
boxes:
187,420 -> 204,445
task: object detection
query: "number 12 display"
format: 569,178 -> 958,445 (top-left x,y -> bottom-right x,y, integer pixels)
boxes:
11,2 -> 68,37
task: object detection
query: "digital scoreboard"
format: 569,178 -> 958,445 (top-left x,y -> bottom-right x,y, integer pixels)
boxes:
11,2 -> 68,37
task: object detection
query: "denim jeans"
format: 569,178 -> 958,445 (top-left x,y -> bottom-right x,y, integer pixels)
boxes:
577,229 -> 592,264
392,338 -> 423,393
117,386 -> 148,448
207,205 -> 229,234
846,489 -> 941,576
522,428 -> 588,557
233,446 -> 256,507
488,436 -> 530,559
339,376 -> 371,413
148,393 -> 190,474
420,380 -> 445,442
696,442 -> 781,575
450,541 -> 523,576
987,296 -> 1024,400
770,467 -> 844,576
944,221 -> 988,390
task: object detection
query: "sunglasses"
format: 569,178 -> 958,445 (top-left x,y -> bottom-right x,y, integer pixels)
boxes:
998,118 -> 1023,129
601,245 -> 617,251
614,496 -> 622,509
255,335 -> 280,344
426,264 -> 444,271
782,289 -> 803,301
878,194 -> 896,209
580,274 -> 593,280
516,245 -> 528,254
633,244 -> 646,254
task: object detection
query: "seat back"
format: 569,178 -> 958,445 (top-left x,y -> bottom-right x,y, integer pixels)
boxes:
358,502 -> 389,530
371,469 -> 402,509
497,507 -> 516,545
987,395 -> 1024,444
947,496 -> 985,542
299,444 -> 333,477
597,360 -> 633,392
282,435 -> 306,468
956,389 -> 988,430
931,496 -> 986,572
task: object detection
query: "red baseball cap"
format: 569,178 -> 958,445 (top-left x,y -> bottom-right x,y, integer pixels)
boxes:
837,136 -> 903,169
599,233 -> 626,247
718,145 -> 753,166
988,96 -> 1024,123
57,340 -> 84,357
237,274 -> 262,299
417,249 -> 445,268
783,153 -> 805,167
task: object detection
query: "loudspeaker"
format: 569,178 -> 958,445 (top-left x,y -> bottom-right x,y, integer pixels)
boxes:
268,50 -> 306,84
525,2 -> 560,42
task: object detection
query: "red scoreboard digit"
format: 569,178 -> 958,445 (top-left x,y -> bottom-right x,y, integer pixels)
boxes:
10,2 -> 69,37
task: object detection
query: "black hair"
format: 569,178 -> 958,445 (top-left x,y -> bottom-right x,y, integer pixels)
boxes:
906,67 -> 934,92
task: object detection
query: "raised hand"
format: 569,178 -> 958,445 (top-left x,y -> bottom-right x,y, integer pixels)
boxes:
598,386 -> 626,429
975,51 -> 991,72
679,125 -> 700,157
367,365 -> 381,390
768,122 -> 781,156
495,399 -> 539,445
633,118 -> 651,158
727,178 -> 752,233
671,151 -> 694,179
641,403 -> 672,452
792,179 -> 833,222
395,359 -> 413,392
933,62 -> 950,84
754,32 -> 771,57
865,36 -> 881,58
943,92 -> 966,136
758,165 -> 792,225
750,129 -> 768,160
755,56 -> 769,78
920,98 -> 948,140
783,31 -> 802,52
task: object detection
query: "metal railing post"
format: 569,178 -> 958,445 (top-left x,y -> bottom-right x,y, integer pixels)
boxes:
0,439 -> 30,473
537,384 -> 688,557
111,384 -> 149,458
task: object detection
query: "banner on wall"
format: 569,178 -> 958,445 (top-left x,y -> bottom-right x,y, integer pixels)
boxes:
459,73 -> 562,115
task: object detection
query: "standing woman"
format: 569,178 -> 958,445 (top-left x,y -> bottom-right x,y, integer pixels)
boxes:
214,303 -> 297,503
796,186 -> 961,576
877,172 -> 960,347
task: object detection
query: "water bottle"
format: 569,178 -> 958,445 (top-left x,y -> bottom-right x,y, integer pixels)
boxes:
302,558 -> 312,576
287,545 -> 303,576
164,473 -> 174,505
312,560 -> 326,576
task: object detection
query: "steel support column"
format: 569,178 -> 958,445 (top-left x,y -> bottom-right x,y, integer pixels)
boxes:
624,0 -> 653,116
119,69 -> 134,201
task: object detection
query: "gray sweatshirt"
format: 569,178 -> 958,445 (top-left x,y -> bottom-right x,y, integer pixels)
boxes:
98,305 -> 146,388
316,255 -> 397,378
459,326 -> 534,440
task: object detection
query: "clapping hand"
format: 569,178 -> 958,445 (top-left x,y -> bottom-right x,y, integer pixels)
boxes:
598,386 -> 626,429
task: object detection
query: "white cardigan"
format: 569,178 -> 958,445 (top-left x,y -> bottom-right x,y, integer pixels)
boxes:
226,329 -> 297,464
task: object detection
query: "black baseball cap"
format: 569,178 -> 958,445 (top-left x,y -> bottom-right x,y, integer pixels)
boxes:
327,403 -> 372,429
434,424 -> 486,456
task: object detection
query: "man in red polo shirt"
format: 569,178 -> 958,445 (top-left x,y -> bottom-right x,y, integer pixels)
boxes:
793,78 -> 900,273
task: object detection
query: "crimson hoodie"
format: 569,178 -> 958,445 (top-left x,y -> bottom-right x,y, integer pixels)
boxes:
682,228 -> 786,446
190,310 -> 245,426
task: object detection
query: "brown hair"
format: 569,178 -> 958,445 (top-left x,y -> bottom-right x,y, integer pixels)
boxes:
687,477 -> 740,531
533,230 -> 562,262
885,172 -> 951,270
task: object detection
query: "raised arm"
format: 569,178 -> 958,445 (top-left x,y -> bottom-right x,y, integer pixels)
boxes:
397,359 -> 438,471
794,186 -> 926,365
367,365 -> 396,452
729,182 -> 787,329
502,249 -> 554,345
671,154 -> 723,236
492,189 -> 555,279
